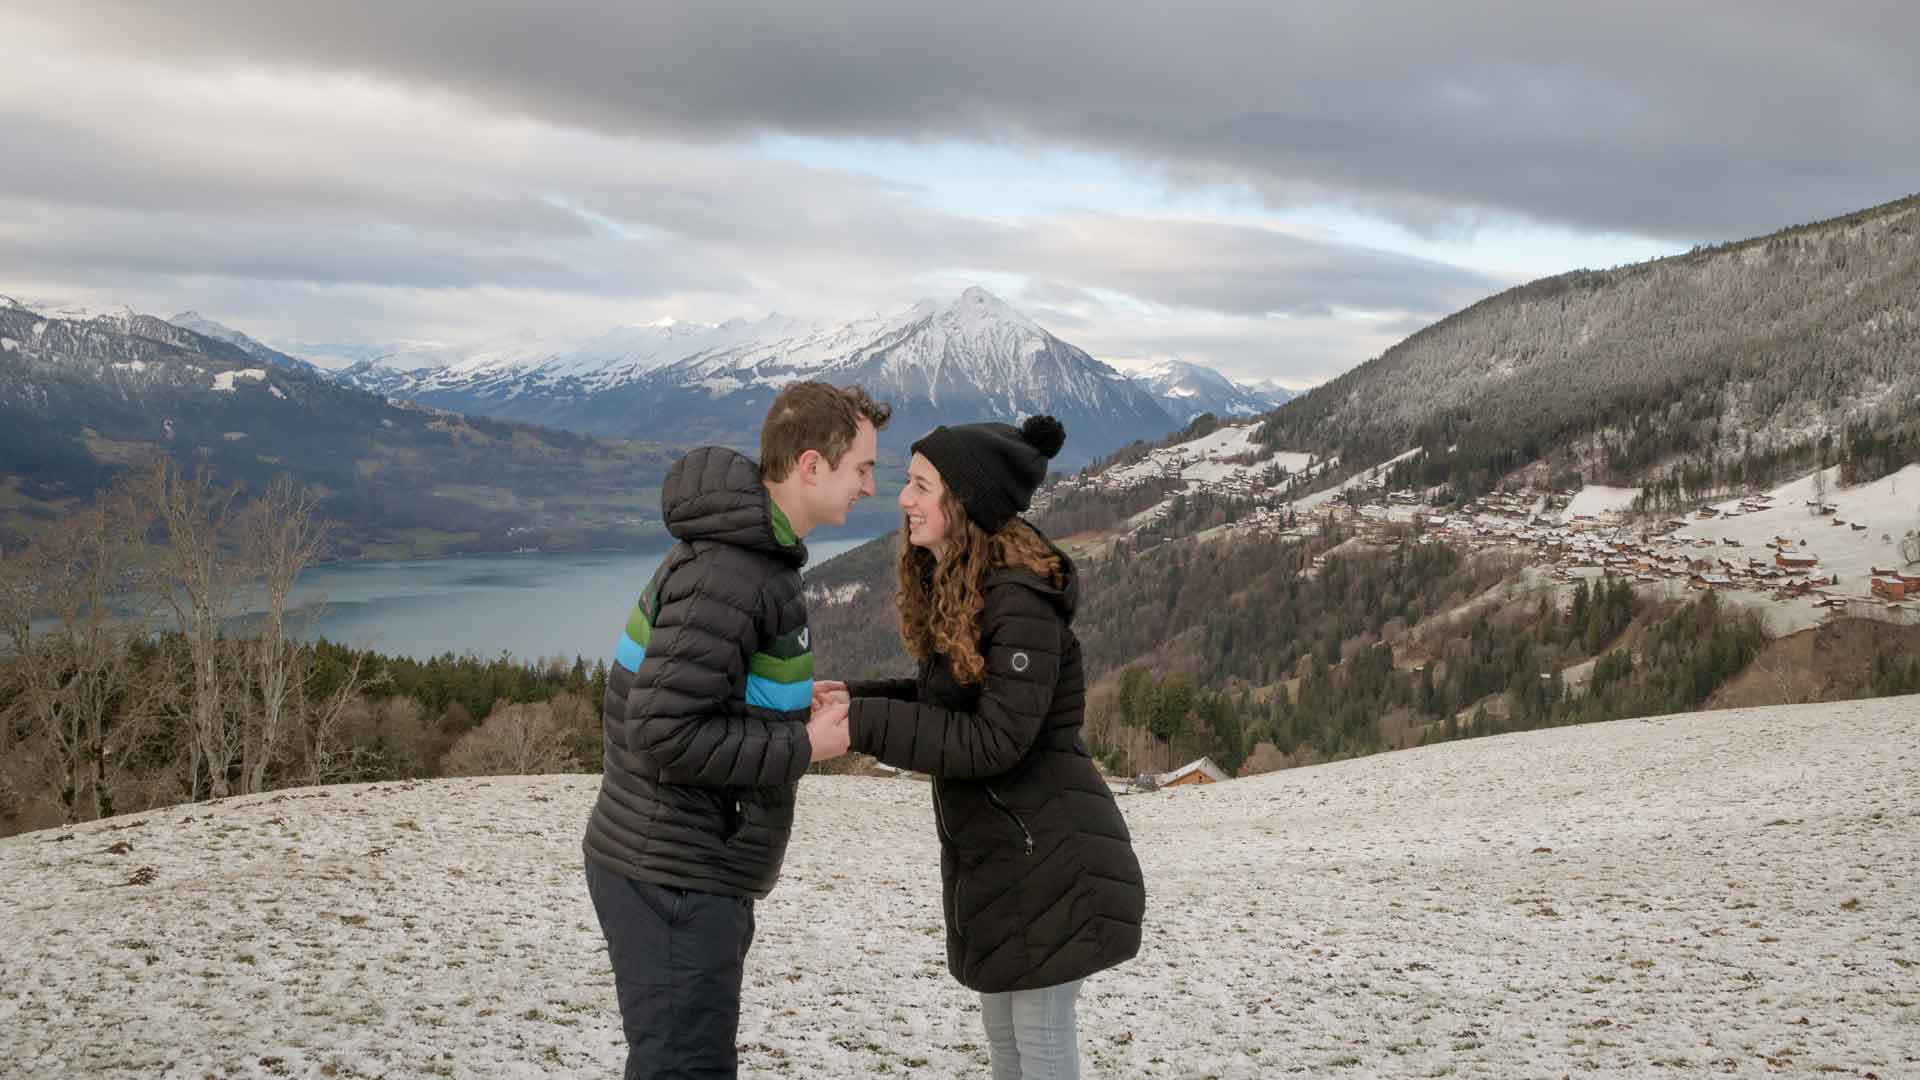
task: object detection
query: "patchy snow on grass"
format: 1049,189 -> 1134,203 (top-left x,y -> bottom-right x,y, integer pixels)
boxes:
1103,423 -> 1268,487
1287,447 -> 1420,514
211,368 -> 268,393
1560,484 -> 1643,522
3,696 -> 1917,1079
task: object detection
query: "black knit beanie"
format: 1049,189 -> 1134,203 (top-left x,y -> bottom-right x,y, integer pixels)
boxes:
910,415 -> 1067,534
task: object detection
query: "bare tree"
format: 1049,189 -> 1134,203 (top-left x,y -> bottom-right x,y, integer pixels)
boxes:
298,670 -> 378,786
145,461 -> 244,799
0,480 -> 158,824
234,475 -> 331,795
442,701 -> 579,776
0,537 -> 47,827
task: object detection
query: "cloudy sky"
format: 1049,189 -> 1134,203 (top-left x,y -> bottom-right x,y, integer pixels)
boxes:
5,2 -> 1916,386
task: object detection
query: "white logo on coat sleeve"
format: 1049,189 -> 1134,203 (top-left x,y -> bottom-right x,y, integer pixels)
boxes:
1010,651 -> 1030,673
798,628 -> 809,649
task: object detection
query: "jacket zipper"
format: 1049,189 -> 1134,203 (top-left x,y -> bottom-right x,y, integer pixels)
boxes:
984,786 -> 1035,856
933,783 -> 955,846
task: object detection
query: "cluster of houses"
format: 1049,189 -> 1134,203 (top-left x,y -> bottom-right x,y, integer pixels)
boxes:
1219,476 -> 1914,616
1026,465 -> 1162,517
1399,492 -> 1917,617
1038,428 -> 1917,618
1870,570 -> 1920,602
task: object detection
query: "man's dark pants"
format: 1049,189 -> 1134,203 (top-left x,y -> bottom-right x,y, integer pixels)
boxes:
585,859 -> 757,1080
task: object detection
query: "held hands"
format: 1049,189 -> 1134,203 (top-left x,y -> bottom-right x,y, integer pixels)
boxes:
807,682 -> 851,764
812,679 -> 849,711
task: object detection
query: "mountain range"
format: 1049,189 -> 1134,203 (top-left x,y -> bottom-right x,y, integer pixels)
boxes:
0,286 -> 1287,551
0,295 -> 678,556
318,288 -> 1288,463
11,191 -> 1916,560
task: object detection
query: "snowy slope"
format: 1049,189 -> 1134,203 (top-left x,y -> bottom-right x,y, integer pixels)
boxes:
1100,423 -> 1322,488
1558,484 -> 1644,522
4,696 -> 1915,1079
166,312 -> 316,372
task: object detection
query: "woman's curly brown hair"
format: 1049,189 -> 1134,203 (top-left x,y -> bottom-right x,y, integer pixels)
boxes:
896,486 -> 1063,684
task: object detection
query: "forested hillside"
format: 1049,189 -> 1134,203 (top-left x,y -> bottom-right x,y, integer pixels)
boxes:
1256,194 -> 1920,503
805,503 -> 1920,780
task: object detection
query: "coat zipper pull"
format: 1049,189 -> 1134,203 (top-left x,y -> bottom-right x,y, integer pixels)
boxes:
986,786 -> 1035,856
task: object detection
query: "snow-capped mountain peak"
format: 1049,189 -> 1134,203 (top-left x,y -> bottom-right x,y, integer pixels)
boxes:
165,311 -> 313,372
168,310 -> 246,344
1125,356 -> 1293,422
327,287 -> 1179,463
945,286 -> 1042,334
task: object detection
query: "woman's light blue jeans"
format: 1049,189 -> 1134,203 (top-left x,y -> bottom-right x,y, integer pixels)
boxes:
979,979 -> 1083,1080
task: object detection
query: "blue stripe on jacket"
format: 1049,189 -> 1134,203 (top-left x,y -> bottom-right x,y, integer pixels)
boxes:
614,633 -> 811,711
746,673 -> 813,712
614,632 -> 645,673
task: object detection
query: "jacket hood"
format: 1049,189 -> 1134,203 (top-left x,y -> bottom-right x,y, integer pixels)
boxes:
985,538 -> 1078,624
660,446 -> 807,566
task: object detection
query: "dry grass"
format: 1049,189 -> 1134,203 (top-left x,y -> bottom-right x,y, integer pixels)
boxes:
1708,618 -> 1920,709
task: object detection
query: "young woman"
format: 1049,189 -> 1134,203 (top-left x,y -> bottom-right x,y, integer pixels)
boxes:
817,415 -> 1146,1080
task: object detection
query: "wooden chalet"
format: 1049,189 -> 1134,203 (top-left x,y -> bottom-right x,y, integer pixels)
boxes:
1156,757 -> 1232,789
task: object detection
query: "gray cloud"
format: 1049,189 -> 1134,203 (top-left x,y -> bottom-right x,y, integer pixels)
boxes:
20,1 -> 1919,241
0,199 -> 744,296
22,2 -> 1901,384
1006,218 -> 1500,318
0,37 -> 1497,380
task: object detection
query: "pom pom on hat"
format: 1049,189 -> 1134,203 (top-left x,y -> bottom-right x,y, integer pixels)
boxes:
1021,415 -> 1066,459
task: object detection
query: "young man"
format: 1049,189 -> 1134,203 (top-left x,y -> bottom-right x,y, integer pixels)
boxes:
583,381 -> 890,1079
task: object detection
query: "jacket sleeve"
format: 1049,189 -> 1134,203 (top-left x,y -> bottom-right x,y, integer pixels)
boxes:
846,677 -> 918,703
627,552 -> 811,788
848,586 -> 1058,779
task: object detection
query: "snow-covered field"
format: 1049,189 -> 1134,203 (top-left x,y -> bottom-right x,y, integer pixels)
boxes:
1693,464 -> 1917,580
1559,484 -> 1643,523
4,696 -> 1917,1079
1656,464 -> 1920,634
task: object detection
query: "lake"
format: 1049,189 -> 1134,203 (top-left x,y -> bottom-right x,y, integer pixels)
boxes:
277,535 -> 881,663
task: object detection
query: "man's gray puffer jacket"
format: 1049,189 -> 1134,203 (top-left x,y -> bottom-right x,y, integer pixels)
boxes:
583,446 -> 815,898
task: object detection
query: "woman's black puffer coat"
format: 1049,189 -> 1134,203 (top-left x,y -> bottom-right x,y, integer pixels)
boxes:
848,550 -> 1146,993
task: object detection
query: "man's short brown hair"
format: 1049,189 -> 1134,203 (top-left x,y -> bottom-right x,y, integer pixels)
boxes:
760,382 -> 892,482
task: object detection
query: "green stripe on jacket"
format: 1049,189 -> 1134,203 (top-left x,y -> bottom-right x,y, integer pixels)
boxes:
748,650 -> 814,684
624,604 -> 653,648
